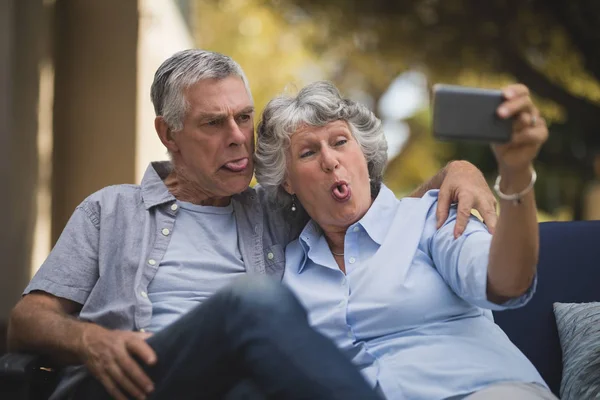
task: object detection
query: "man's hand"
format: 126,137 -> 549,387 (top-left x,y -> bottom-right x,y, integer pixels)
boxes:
436,161 -> 498,238
79,324 -> 157,400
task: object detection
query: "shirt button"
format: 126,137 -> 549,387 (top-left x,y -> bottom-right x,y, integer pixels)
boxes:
140,291 -> 148,298
162,228 -> 170,236
148,259 -> 156,266
171,204 -> 178,211
353,226 -> 360,232
139,328 -> 146,333
267,252 -> 274,260
349,257 -> 356,264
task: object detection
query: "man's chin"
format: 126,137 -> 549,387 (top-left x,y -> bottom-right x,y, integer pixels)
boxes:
222,174 -> 253,195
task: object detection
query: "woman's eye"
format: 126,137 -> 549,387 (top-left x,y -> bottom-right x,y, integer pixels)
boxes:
300,150 -> 314,158
335,139 -> 348,146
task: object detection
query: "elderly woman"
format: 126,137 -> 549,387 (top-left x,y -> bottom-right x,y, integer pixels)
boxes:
254,81 -> 556,400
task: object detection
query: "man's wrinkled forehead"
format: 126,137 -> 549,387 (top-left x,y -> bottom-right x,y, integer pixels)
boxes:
184,76 -> 254,116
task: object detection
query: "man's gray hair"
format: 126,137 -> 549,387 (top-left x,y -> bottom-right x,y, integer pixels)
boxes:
255,81 -> 388,203
150,49 -> 252,132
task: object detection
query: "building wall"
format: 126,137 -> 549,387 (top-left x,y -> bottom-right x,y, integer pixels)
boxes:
52,0 -> 139,241
0,0 -> 54,352
0,0 -> 51,322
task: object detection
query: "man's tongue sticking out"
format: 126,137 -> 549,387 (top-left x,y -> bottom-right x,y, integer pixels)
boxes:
223,158 -> 248,172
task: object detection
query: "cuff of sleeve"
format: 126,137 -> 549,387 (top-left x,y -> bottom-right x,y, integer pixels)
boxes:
480,273 -> 538,311
23,278 -> 90,305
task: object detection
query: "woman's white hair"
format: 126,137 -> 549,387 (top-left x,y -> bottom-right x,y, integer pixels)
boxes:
150,49 -> 252,132
255,81 -> 388,205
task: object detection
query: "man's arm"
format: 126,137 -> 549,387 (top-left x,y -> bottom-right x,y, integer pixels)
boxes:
408,160 -> 498,238
8,292 -> 85,364
408,163 -> 449,198
8,292 -> 156,400
10,200 -> 157,400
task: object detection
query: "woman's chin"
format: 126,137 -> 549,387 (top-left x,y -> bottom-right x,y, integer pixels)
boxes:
325,207 -> 365,228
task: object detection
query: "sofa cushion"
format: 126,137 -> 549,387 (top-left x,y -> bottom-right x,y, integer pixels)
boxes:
553,302 -> 600,400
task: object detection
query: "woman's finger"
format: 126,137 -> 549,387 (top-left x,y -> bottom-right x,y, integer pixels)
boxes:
502,84 -> 530,100
513,110 -> 542,132
497,95 -> 534,119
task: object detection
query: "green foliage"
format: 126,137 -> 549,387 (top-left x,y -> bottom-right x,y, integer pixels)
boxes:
193,0 -> 600,219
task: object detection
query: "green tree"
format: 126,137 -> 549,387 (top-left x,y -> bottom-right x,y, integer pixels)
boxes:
273,0 -> 600,218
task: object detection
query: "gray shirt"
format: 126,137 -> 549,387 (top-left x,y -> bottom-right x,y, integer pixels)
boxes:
146,200 -> 246,332
24,161 -> 307,397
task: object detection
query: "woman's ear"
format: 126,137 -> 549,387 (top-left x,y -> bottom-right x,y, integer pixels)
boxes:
282,178 -> 294,195
155,117 -> 180,153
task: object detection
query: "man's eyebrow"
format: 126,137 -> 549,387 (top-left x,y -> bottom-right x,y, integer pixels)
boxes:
236,106 -> 255,115
196,112 -> 226,122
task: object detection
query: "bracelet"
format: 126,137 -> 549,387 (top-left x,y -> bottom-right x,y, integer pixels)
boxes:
493,169 -> 537,205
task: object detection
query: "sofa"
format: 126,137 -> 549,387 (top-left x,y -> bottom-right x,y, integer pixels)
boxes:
493,220 -> 600,396
1,220 -> 599,399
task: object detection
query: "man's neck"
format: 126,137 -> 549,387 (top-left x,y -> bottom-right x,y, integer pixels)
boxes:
164,169 -> 231,207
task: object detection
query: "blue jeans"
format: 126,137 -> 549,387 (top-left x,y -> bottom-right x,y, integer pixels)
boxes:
75,276 -> 378,399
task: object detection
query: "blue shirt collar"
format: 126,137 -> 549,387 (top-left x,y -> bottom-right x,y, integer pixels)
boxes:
297,184 -> 398,272
358,184 -> 398,246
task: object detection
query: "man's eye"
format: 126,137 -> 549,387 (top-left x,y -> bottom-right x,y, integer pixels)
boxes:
238,114 -> 251,122
300,150 -> 314,158
207,120 -> 220,126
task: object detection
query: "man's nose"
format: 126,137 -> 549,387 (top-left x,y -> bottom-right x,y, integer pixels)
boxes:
227,118 -> 247,146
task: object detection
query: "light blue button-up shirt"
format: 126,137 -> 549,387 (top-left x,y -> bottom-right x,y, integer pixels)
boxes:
283,185 -> 545,400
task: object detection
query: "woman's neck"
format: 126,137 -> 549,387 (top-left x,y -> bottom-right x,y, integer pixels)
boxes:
323,228 -> 348,255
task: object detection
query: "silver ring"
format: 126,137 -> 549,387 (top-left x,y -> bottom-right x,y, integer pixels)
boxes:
530,114 -> 537,127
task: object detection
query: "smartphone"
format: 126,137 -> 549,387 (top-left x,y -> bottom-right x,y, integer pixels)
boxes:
432,84 -> 512,143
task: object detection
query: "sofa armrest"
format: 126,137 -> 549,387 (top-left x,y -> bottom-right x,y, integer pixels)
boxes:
0,353 -> 56,378
0,353 -> 60,400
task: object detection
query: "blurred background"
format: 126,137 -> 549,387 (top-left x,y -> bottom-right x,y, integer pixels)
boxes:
1,0 -> 599,352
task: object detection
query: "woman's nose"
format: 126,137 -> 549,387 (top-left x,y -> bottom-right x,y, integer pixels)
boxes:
321,149 -> 339,172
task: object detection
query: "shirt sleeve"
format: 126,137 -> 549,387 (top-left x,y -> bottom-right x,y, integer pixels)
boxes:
24,200 -> 100,305
428,204 -> 537,311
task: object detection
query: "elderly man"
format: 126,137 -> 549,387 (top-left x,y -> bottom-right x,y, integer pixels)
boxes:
7,50 -> 497,400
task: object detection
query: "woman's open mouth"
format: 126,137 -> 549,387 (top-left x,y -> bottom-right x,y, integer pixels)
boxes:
331,181 -> 351,202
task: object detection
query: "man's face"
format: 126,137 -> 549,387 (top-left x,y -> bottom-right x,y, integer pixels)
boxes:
171,76 -> 255,197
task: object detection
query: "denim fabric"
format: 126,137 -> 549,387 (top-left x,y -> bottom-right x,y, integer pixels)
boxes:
73,276 -> 379,400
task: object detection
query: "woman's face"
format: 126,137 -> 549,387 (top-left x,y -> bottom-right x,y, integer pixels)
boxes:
283,120 -> 373,231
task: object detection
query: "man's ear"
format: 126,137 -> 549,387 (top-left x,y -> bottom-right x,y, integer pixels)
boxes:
155,117 -> 179,153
